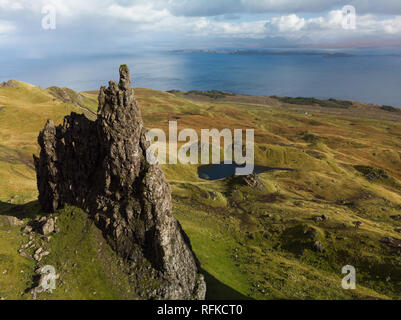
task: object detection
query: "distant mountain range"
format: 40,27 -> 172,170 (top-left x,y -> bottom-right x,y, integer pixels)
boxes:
169,49 -> 354,58
170,49 -> 401,58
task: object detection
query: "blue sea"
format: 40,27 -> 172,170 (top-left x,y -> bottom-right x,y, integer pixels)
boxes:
1,50 -> 401,107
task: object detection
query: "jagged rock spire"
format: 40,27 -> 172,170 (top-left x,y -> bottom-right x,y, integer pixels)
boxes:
34,65 -> 206,300
119,64 -> 131,90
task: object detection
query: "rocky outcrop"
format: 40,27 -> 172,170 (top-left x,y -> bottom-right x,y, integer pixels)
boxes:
235,173 -> 265,191
0,80 -> 18,88
34,65 -> 206,300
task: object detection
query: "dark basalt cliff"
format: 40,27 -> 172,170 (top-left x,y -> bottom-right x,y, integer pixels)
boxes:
33,65 -> 206,299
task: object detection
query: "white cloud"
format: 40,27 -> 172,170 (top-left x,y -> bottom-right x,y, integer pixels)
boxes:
268,14 -> 306,32
382,16 -> 401,34
0,19 -> 15,34
106,3 -> 171,23
0,0 -> 24,10
1,0 -> 401,52
190,18 -> 267,38
2,0 -> 401,17
263,10 -> 401,41
169,0 -> 401,16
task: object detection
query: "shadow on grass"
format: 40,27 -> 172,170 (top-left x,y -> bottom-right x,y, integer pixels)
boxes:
0,200 -> 42,220
202,269 -> 252,300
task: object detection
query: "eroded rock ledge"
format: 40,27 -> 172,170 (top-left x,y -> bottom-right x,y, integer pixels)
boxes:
33,65 -> 206,299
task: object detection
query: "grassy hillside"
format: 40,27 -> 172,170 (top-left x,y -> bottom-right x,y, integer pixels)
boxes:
1,82 -> 401,299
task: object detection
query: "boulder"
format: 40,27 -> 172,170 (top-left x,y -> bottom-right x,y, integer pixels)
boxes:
21,225 -> 33,234
40,218 -> 55,235
313,241 -> 324,253
313,216 -> 323,223
235,173 -> 265,191
0,216 -> 24,227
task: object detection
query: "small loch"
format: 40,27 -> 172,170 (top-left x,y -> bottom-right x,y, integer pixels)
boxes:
197,162 -> 294,181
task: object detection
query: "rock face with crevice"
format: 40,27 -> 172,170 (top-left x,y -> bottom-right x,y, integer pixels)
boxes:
34,65 -> 206,299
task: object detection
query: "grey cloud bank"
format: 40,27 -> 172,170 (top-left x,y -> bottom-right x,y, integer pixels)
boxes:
1,0 -> 401,58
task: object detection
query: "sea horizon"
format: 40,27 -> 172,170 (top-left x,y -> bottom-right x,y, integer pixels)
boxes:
2,48 -> 401,107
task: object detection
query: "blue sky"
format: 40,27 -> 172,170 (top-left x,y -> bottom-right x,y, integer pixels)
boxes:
1,0 -> 401,58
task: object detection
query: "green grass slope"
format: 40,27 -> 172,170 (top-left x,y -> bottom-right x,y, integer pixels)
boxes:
1,83 -> 401,299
